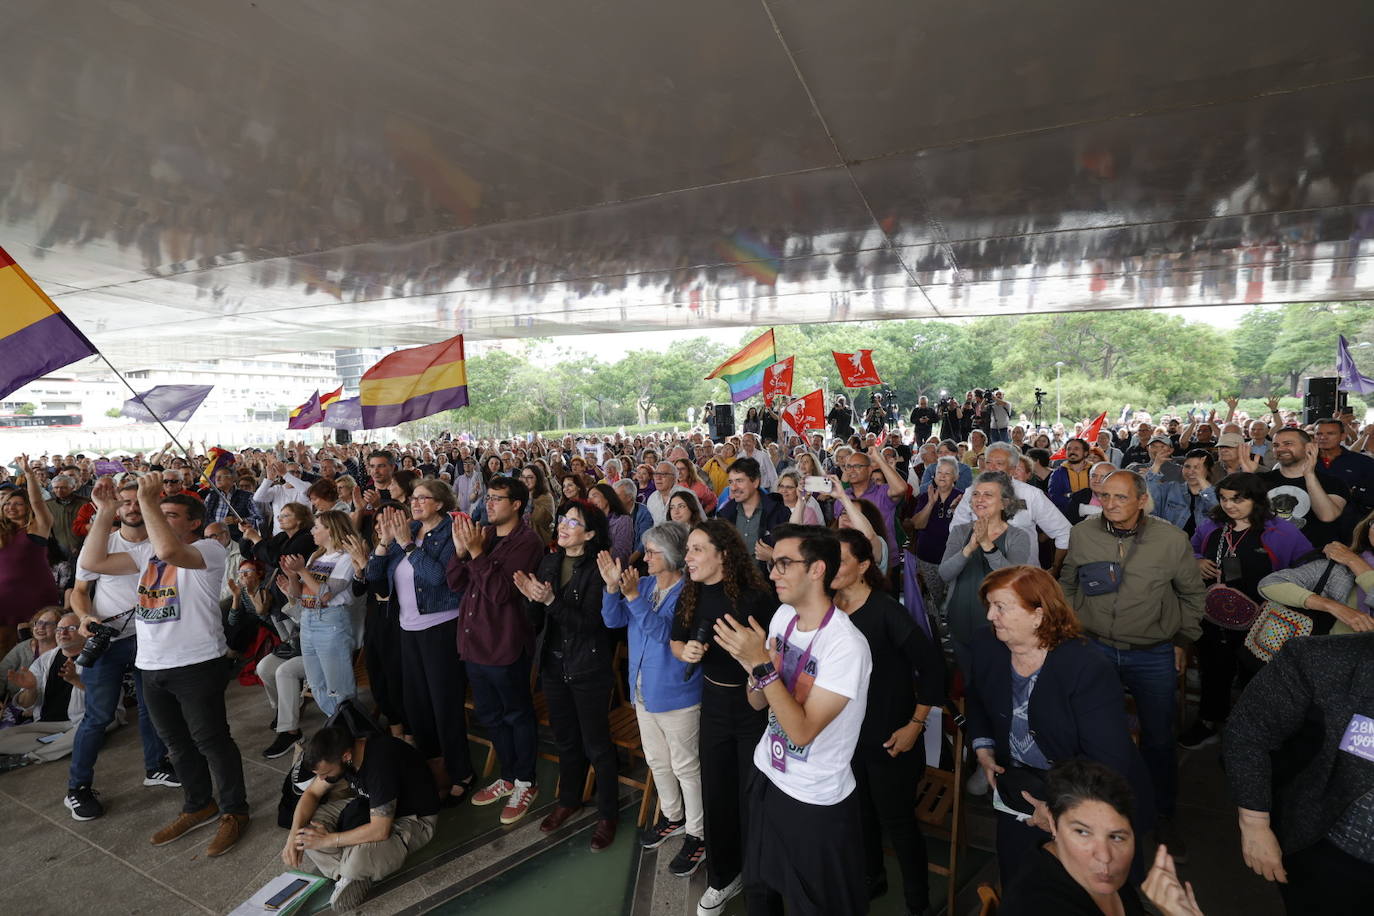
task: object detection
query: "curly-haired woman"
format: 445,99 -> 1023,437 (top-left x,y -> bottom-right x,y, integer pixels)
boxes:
670,520 -> 776,914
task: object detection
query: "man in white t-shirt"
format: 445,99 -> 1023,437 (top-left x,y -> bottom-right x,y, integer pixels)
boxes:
714,524 -> 872,916
79,473 -> 247,857
68,478 -> 175,823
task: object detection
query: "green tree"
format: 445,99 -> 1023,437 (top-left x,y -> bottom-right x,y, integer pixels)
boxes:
1231,307 -> 1282,396
15,403 -> 35,416
1263,302 -> 1374,396
104,407 -> 121,418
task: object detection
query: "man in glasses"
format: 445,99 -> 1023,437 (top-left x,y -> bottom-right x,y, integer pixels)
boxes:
714,525 -> 872,916
444,476 -> 546,825
646,461 -> 679,525
0,612 -> 90,764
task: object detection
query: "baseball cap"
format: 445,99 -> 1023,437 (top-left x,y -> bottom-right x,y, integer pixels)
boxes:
1216,432 -> 1244,449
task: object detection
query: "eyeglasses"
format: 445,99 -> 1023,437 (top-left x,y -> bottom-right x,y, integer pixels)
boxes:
643,548 -> 663,557
768,557 -> 808,574
557,515 -> 586,529
842,463 -> 869,470
31,620 -> 55,628
55,625 -> 80,634
484,495 -> 511,503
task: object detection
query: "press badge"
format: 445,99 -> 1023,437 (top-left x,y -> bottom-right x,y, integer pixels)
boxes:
768,732 -> 788,773
1338,713 -> 1374,764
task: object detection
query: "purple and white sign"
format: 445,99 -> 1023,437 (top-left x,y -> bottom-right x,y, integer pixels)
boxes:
1338,713 -> 1374,764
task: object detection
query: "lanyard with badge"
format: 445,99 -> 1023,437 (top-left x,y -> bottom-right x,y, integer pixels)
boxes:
768,606 -> 835,773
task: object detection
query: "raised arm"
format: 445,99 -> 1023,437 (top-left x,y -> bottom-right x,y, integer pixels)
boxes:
136,473 -> 205,569
76,477 -> 139,577
18,455 -> 52,537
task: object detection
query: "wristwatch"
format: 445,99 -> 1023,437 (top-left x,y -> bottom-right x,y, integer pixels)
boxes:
751,661 -> 776,681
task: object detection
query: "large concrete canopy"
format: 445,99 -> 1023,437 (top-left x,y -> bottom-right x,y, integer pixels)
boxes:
4,1 -> 1374,367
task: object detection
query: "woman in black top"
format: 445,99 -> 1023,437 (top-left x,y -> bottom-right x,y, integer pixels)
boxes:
742,407 -> 761,436
1002,759 -> 1149,916
1182,473 -> 1312,750
241,502 -> 317,583
514,499 -> 620,851
670,520 -> 774,912
833,529 -> 946,914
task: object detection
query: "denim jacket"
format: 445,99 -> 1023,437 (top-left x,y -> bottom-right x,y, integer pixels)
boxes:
365,516 -> 463,616
1151,480 -> 1217,532
601,577 -> 700,713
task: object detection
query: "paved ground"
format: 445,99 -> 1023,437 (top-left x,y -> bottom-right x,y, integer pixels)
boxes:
0,675 -> 1285,915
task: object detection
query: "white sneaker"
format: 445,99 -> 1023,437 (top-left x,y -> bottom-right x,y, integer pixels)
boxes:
697,873 -> 743,915
965,765 -> 989,797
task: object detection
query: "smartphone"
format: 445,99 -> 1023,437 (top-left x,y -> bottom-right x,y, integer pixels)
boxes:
36,732 -> 65,745
264,878 -> 311,910
449,510 -> 471,523
803,476 -> 831,494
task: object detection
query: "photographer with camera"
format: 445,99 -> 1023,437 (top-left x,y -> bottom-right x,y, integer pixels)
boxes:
67,477 -> 175,822
909,396 -> 939,445
987,389 -> 1014,443
80,473 -> 248,856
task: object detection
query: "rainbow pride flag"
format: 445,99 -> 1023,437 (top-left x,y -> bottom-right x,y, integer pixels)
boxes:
714,231 -> 781,285
706,329 -> 777,403
0,246 -> 97,400
360,334 -> 468,428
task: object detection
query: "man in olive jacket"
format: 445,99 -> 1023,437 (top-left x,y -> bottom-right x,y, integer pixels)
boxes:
1059,470 -> 1204,854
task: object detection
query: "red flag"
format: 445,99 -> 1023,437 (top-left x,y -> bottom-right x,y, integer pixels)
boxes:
833,350 -> 882,388
763,356 -> 794,407
782,389 -> 826,437
1049,411 -> 1108,460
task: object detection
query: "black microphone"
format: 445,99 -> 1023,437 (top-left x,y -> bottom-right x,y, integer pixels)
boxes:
683,621 -> 712,681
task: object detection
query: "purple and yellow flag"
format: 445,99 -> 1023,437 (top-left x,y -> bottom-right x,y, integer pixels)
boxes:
288,391 -> 324,430
0,246 -> 97,400
360,334 -> 468,429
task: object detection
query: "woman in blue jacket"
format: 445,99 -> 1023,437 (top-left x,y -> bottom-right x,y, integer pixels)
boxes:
365,480 -> 473,807
965,565 -> 1154,888
599,521 -> 705,877
1182,473 -> 1312,750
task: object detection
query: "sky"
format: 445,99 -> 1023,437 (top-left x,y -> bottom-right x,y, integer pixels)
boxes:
503,303 -> 1258,361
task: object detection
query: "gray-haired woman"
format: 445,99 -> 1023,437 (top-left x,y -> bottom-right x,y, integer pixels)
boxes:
939,470 -> 1036,675
598,521 -> 705,877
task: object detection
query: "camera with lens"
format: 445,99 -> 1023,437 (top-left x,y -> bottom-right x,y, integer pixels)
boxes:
77,621 -> 120,668
1034,387 -> 1047,402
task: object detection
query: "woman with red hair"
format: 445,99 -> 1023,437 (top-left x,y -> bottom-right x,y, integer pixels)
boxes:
964,565 -> 1155,888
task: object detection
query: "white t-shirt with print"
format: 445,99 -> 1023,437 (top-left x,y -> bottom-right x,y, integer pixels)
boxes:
75,531 -> 159,641
134,538 -> 228,670
752,603 -> 872,806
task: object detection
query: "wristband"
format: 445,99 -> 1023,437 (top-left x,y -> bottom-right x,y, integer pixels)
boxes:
911,716 -> 927,726
753,670 -> 781,691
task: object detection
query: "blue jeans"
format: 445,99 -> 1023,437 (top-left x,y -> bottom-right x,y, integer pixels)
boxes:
300,607 -> 357,718
1090,640 -> 1177,817
988,428 -> 1010,443
68,634 -> 166,789
466,653 -> 537,784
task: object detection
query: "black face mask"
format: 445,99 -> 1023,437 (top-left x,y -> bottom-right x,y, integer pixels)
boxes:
322,760 -> 356,784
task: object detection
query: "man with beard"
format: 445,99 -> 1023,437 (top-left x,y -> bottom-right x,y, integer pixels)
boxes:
1047,438 -> 1093,514
1260,427 -> 1350,548
68,479 -> 175,821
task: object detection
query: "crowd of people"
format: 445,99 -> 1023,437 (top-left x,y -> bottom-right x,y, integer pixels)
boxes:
0,387 -> 1371,915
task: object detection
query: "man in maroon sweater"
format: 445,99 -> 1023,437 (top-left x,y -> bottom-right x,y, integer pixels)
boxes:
445,475 -> 546,826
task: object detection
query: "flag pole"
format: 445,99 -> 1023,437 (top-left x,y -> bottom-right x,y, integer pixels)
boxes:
92,352 -> 245,521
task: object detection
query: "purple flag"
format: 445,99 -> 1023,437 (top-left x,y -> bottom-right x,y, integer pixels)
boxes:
120,385 -> 214,423
1337,335 -> 1374,395
287,391 -> 324,430
322,396 -> 363,431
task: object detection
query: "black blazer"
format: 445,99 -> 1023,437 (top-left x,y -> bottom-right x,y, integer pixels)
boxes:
1223,633 -> 1374,853
964,629 -> 1155,827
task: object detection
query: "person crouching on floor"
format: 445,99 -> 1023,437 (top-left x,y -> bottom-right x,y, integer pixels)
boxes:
284,725 -> 440,914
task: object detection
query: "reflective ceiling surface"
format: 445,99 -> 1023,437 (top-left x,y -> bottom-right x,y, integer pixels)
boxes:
3,1 -> 1374,365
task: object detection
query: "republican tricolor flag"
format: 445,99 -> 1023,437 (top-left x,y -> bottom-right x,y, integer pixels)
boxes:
0,246 -> 97,401
360,333 -> 468,428
833,350 -> 882,388
320,386 -> 344,411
